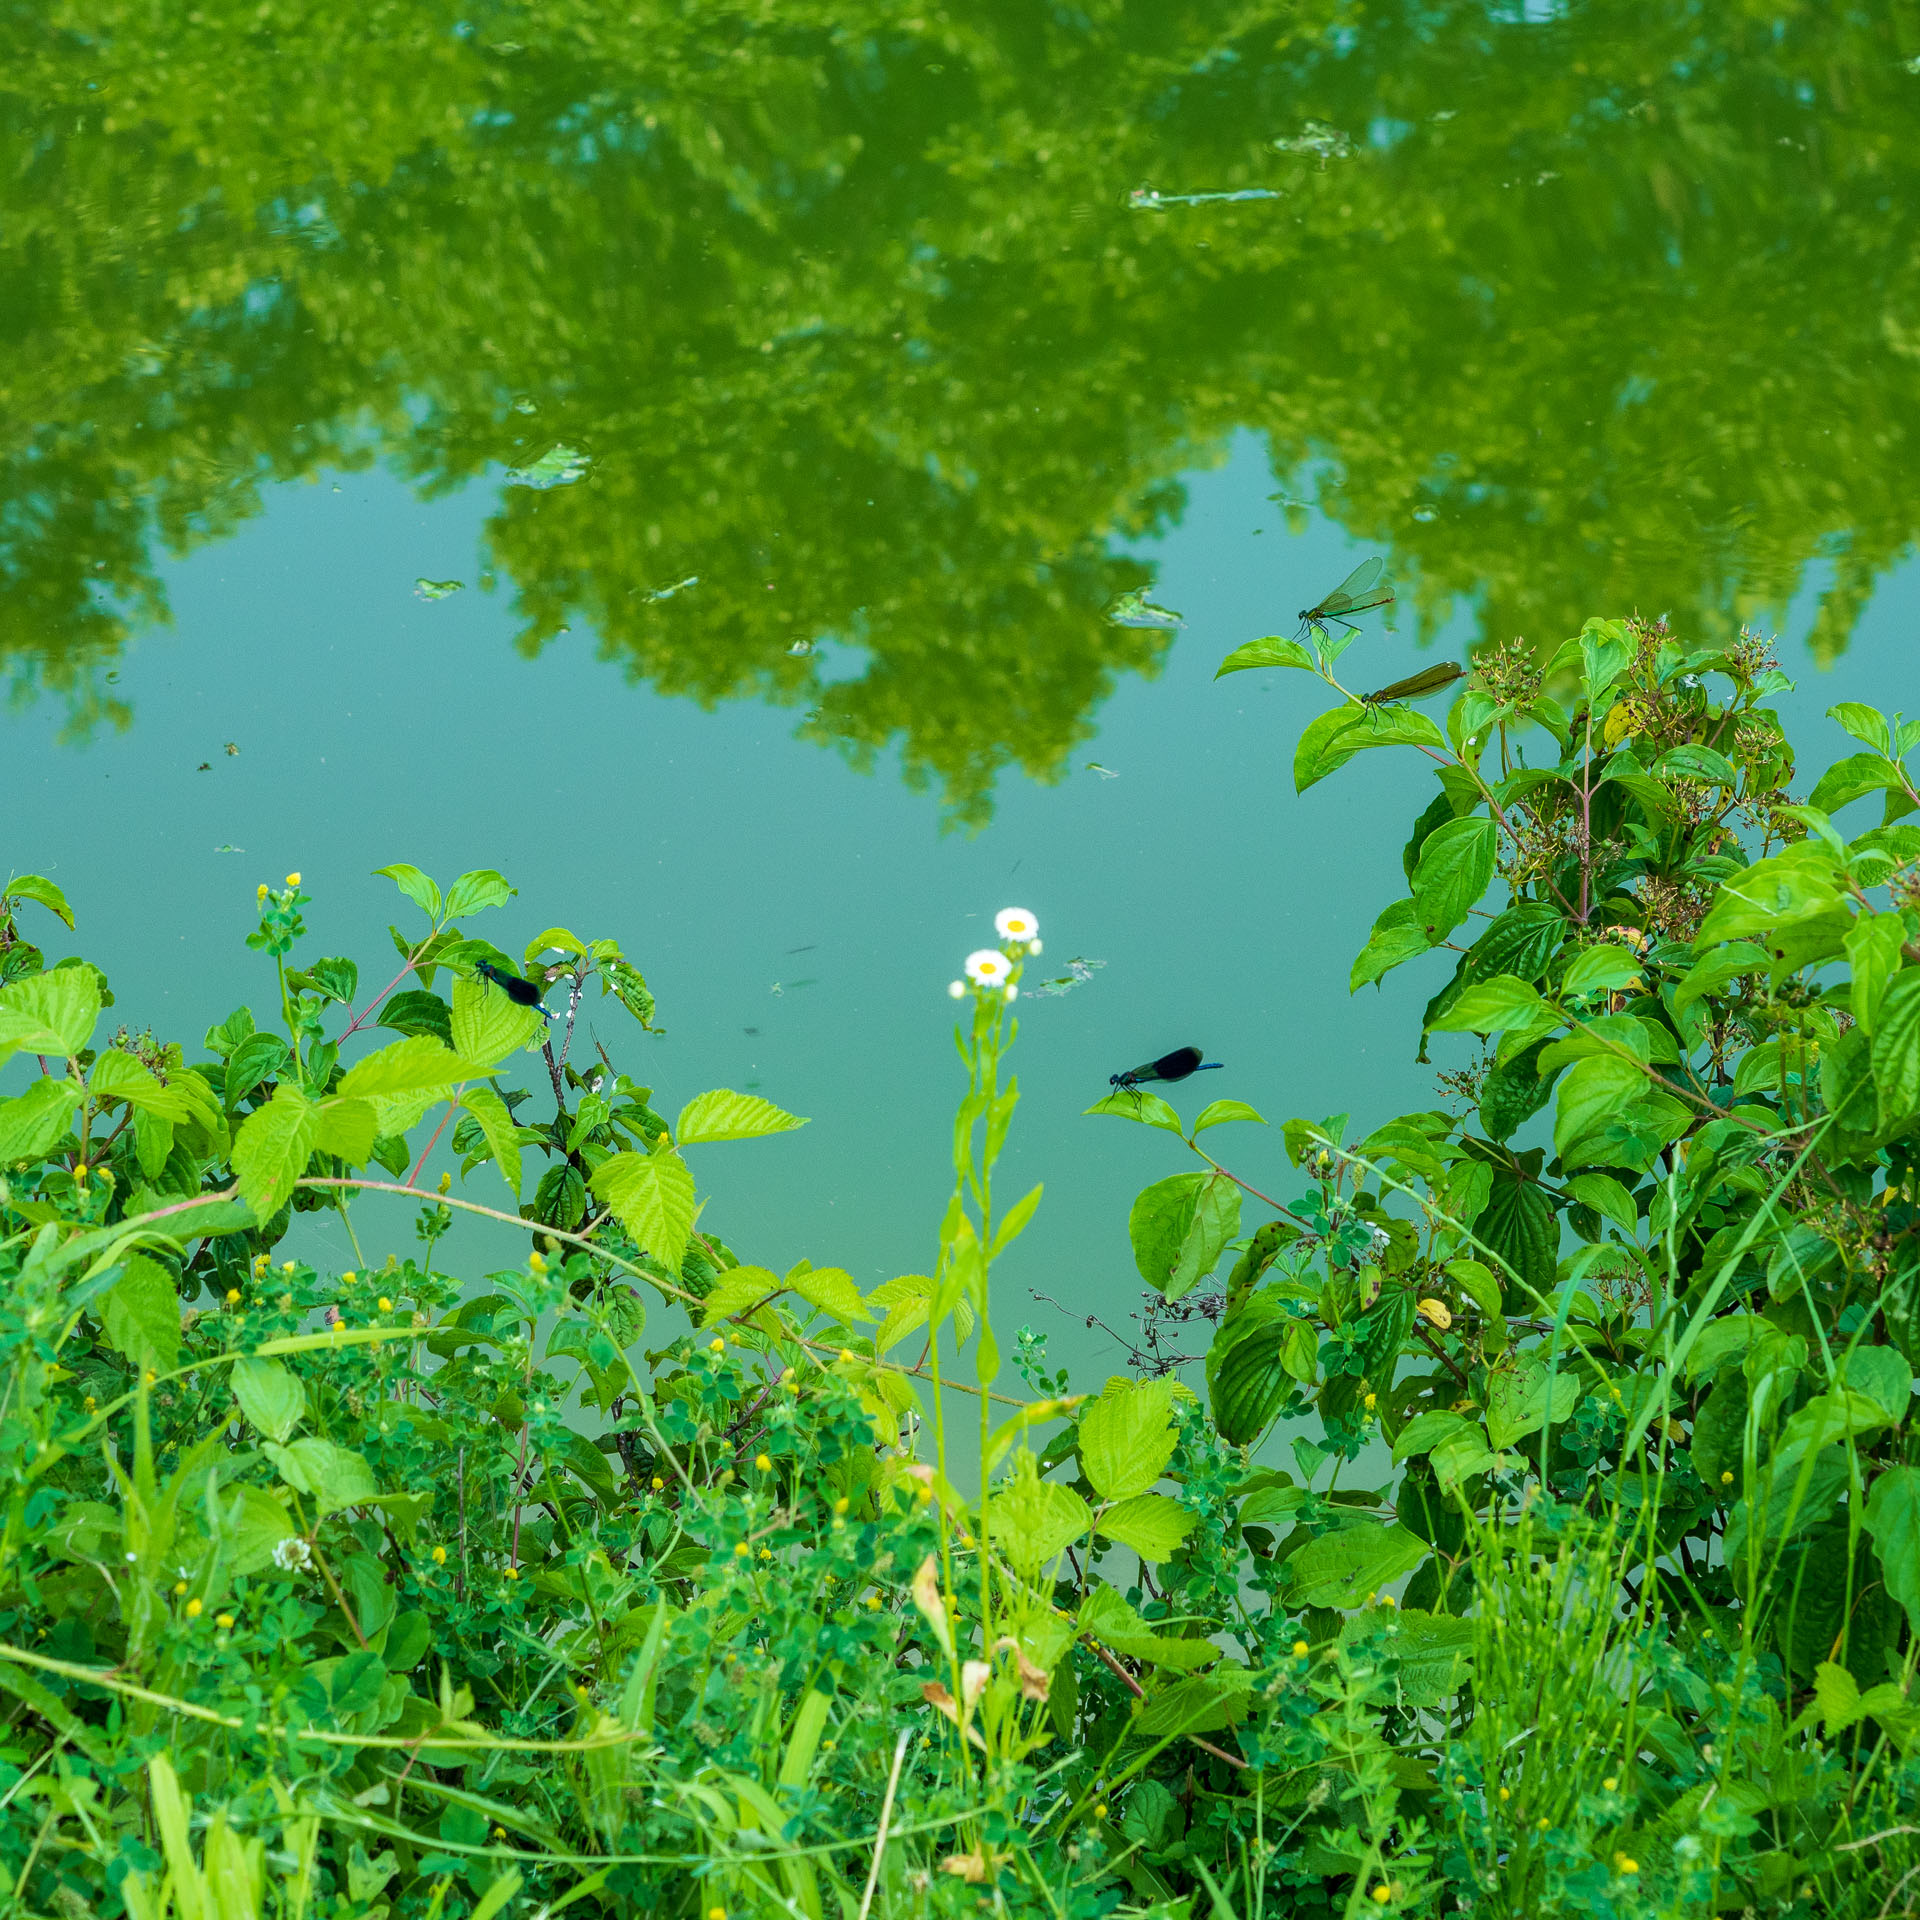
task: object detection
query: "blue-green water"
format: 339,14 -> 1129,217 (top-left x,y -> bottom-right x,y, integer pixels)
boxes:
6,1 -> 1920,1375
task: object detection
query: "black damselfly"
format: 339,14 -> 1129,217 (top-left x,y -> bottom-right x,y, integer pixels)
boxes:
477,960 -> 555,1020
1110,1046 -> 1223,1089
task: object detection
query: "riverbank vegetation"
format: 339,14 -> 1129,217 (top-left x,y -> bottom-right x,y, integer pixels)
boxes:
4,615 -> 1920,1915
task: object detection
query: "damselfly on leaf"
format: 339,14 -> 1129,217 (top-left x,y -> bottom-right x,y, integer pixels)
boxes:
1361,662 -> 1465,705
477,959 -> 554,1020
1298,556 -> 1394,634
1110,1045 -> 1224,1088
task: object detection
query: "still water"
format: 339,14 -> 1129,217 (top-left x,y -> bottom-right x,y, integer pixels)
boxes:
6,3 -> 1919,1377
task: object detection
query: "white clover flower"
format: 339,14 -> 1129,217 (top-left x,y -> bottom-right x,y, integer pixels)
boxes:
994,907 -> 1039,943
948,980 -> 967,999
272,1536 -> 314,1573
965,949 -> 1013,988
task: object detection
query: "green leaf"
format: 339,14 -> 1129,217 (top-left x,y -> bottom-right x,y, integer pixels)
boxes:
1294,704 -> 1367,792
1389,1610 -> 1478,1707
1192,1099 -> 1267,1134
989,1455 -> 1091,1571
1410,818 -> 1498,941
1350,915 -> 1435,991
0,1077 -> 84,1165
218,1484 -> 299,1577
1393,1410 -> 1476,1462
1128,1170 -> 1240,1301
1084,1088 -> 1184,1134
1135,1672 -> 1253,1737
675,1089 -> 809,1145
1560,946 -> 1643,997
1845,1347 -> 1913,1423
1485,1352 -> 1580,1452
988,1182 -> 1044,1257
1652,744 -> 1740,788
1847,917 -> 1907,1036
99,1254 -> 181,1373
1809,752 -> 1911,815
1078,1588 -> 1218,1672
1476,1173 -> 1556,1309
788,1265 -> 871,1323
374,863 -> 443,921
377,990 -> 453,1044
459,1086 -> 524,1199
1096,1493 -> 1194,1562
1286,1522 -> 1428,1609
1814,1661 -> 1866,1735
1830,702 -> 1892,755
1215,634 -> 1315,677
1206,1294 -> 1300,1445
88,1049 -> 194,1121
4,874 -> 74,929
231,1084 -> 320,1220
231,1355 -> 306,1443
1867,1467 -> 1920,1636
1672,941 -> 1771,1019
450,974 -> 544,1065
1431,975 -> 1550,1034
0,966 -> 101,1059
224,1031 -> 292,1103
1478,1042 -> 1553,1142
590,1148 -> 698,1272
1079,1378 -> 1178,1502
443,869 -> 516,918
1566,1172 -> 1638,1235
313,1095 -> 376,1166
262,1437 -> 379,1515
337,1035 -> 473,1100
1553,1056 -> 1646,1162
1872,970 -> 1920,1130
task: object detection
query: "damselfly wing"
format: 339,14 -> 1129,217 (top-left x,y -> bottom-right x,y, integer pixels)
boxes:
1361,662 -> 1465,705
1298,556 -> 1394,636
1110,1045 -> 1225,1088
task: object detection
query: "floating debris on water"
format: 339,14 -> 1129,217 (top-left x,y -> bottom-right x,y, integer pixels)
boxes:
414,578 -> 465,601
1085,761 -> 1120,779
1106,589 -> 1184,631
1273,121 -> 1354,164
1028,956 -> 1107,999
640,575 -> 698,603
787,638 -> 816,656
512,396 -> 538,414
212,844 -> 244,853
1129,185 -> 1281,209
504,443 -> 590,489
224,742 -> 240,756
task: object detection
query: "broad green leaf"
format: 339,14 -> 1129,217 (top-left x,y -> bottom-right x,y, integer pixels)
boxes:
1873,971 -> 1920,1130
1485,1352 -> 1580,1451
0,966 -> 101,1058
1135,1672 -> 1253,1737
1193,1099 -> 1267,1133
313,1095 -> 376,1166
990,1454 -> 1091,1571
1347,705 -> 1448,753
232,1355 -> 306,1443
1079,1378 -> 1178,1502
675,1089 -> 809,1145
337,1035 -> 474,1100
1652,744 -> 1740,788
1078,1588 -> 1219,1671
1128,1170 -> 1240,1301
1350,915 -> 1434,990
459,1086 -> 523,1199
1388,1610 -> 1478,1707
1560,946 -> 1643,997
1847,917 -> 1907,1036
99,1254 -> 181,1374
224,1031 -> 292,1103
88,1049 -> 194,1121
1096,1493 -> 1194,1562
1809,751 -> 1911,815
1672,941 -> 1771,1018
1814,1661 -> 1866,1735
1215,634 -> 1315,677
590,1148 -> 698,1272
695,1265 -> 783,1325
1776,1389 -> 1892,1460
443,869 -> 516,918
0,1076 -> 84,1165
1566,1172 -> 1638,1235
262,1437 -> 379,1515
1553,1055 -> 1646,1161
1286,1522 -> 1428,1609
788,1265 -> 871,1323
450,974 -> 544,1065
4,874 -> 74,929
1392,1410 -> 1475,1462
232,1084 -> 319,1219
1579,621 -> 1632,700
1410,817 -> 1497,940
1845,1347 -> 1913,1423
1207,1294 -> 1300,1444
1429,975 -> 1549,1033
1294,704 -> 1367,792
1084,1088 -> 1184,1134
374,863 -> 443,920
1696,844 -> 1846,947
1830,702 -> 1892,755
1867,1467 -> 1920,1635
523,926 -> 589,964
218,1484 -> 299,1577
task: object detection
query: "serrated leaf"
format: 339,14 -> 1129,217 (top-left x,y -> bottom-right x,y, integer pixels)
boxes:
0,966 -> 101,1058
100,1254 -> 181,1374
1135,1671 -> 1253,1736
590,1148 -> 698,1272
788,1265 -> 871,1323
374,863 -> 443,921
1193,1099 -> 1267,1133
675,1089 -> 808,1145
450,974 -> 544,1065
459,1085 -> 523,1199
990,1459 -> 1093,1572
1096,1493 -> 1194,1562
231,1084 -> 320,1218
338,1035 -> 474,1099
313,1095 -> 376,1166
0,1077 -> 82,1165
1079,1378 -> 1178,1502
443,869 -> 516,918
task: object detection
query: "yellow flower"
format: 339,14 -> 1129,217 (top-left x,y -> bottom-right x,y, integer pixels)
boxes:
708,1336 -> 726,1354
1371,1887 -> 1392,1906
650,1476 -> 665,1491
256,883 -> 269,902
502,1566 -> 519,1581
574,1684 -> 590,1703
1363,1392 -> 1376,1411
173,1580 -> 188,1596
73,1162 -> 88,1181
759,1547 -> 774,1561
185,1597 -> 203,1618
341,1270 -> 356,1284
784,1375 -> 802,1393
838,1347 -> 854,1364
734,1541 -> 752,1559
281,1259 -> 295,1274
1292,1640 -> 1310,1658
1093,1802 -> 1108,1820
432,1546 -> 447,1565
285,872 -> 301,888
216,1614 -> 235,1630
378,1297 -> 393,1312
528,1251 -> 547,1273
1602,1776 -> 1618,1792
1614,1854 -> 1638,1874
864,1594 -> 881,1610
709,1908 -> 727,1920
1498,1786 -> 1511,1802
1378,1592 -> 1396,1608
225,1288 -> 241,1306
1537,1817 -> 1549,1831
144,1369 -> 157,1386
833,1496 -> 850,1515
83,1396 -> 95,1413
756,1453 -> 772,1472
438,1171 -> 451,1194
1720,1470 -> 1734,1485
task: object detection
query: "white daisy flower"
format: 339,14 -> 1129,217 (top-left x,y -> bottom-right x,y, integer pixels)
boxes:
965,949 -> 1013,987
994,907 -> 1039,943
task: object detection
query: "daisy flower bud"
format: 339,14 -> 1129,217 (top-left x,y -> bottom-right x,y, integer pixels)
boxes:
948,980 -> 966,999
